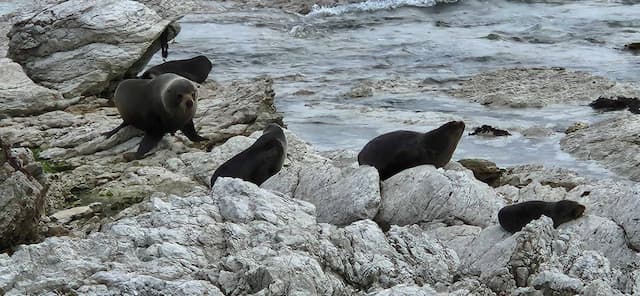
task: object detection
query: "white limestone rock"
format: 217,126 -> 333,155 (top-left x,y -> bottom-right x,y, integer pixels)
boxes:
377,165 -> 505,228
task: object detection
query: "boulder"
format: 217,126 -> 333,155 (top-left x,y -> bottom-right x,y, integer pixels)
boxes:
377,165 -> 505,228
6,0 -> 178,98
561,114 -> 640,181
0,58 -> 74,117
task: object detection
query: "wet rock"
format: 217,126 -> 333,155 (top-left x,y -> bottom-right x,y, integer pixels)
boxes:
589,96 -> 640,114
0,58 -> 77,117
560,114 -> 640,181
469,125 -> 511,137
458,159 -> 503,187
449,67 -> 626,108
624,42 -> 640,51
521,126 -> 554,138
0,142 -> 47,253
6,0 -> 177,98
565,122 -> 588,134
346,81 -> 374,98
376,165 -> 505,229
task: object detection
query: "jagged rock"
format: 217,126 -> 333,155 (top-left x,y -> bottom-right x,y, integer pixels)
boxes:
458,159 -> 503,187
6,0 -> 178,98
449,67 -> 626,107
0,76 -> 282,215
531,271 -> 584,295
499,164 -> 587,190
346,81 -> 374,98
561,114 -> 640,181
369,284 -> 438,296
0,178 -> 459,295
137,0 -> 201,19
0,58 -> 75,117
0,144 -> 47,252
564,122 -> 588,134
565,180 -> 640,250
377,165 -> 505,229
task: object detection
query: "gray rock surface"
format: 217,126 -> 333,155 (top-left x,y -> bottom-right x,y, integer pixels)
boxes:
0,58 -> 74,117
377,165 -> 505,228
0,76 -> 282,217
449,67 -> 640,107
0,178 -> 460,295
561,114 -> 640,181
6,0 -> 176,98
0,145 -> 47,252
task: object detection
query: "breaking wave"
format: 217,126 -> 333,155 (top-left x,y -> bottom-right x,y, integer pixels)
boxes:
307,0 -> 460,17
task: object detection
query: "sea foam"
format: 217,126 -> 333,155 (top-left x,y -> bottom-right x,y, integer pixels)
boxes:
308,0 -> 459,17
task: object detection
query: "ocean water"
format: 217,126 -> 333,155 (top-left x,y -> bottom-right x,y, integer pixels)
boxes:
5,0 -> 640,180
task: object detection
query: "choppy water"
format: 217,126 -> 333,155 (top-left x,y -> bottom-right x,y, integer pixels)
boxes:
5,0 -> 640,179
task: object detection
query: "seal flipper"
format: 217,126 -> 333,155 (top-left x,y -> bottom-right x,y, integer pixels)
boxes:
125,133 -> 164,161
103,121 -> 128,139
180,120 -> 207,142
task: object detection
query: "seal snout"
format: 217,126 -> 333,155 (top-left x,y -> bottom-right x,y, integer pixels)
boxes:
185,99 -> 194,109
575,204 -> 586,218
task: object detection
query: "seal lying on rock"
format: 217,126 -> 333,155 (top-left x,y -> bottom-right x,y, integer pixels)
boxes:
211,124 -> 287,187
358,121 -> 465,180
498,200 -> 586,233
104,73 -> 207,161
140,55 -> 213,83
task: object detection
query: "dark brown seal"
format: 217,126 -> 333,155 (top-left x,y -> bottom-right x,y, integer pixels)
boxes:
103,73 -> 207,161
357,120 -> 465,180
210,124 -> 287,187
139,55 -> 213,83
498,200 -> 586,233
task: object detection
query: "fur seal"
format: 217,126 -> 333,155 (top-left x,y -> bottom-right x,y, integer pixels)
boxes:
498,200 -> 586,233
210,124 -> 287,187
104,73 -> 207,161
357,121 -> 465,180
140,55 -> 213,84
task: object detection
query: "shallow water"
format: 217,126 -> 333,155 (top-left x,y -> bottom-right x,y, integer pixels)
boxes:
6,0 -> 640,180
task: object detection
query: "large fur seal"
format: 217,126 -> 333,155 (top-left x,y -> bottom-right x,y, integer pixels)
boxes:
139,55 -> 213,83
210,124 -> 287,187
104,73 -> 207,161
498,200 -> 586,233
357,120 -> 465,180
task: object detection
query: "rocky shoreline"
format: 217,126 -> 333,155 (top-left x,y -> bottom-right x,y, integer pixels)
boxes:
1,0 -> 640,295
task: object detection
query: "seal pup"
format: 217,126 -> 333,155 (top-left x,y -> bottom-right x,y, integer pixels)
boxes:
103,73 -> 207,161
140,55 -> 213,84
210,124 -> 287,187
498,200 -> 586,233
358,120 -> 465,180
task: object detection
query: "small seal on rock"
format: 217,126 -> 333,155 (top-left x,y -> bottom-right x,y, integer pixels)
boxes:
104,73 -> 207,161
358,121 -> 465,180
211,124 -> 287,187
498,200 -> 586,233
140,55 -> 213,83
